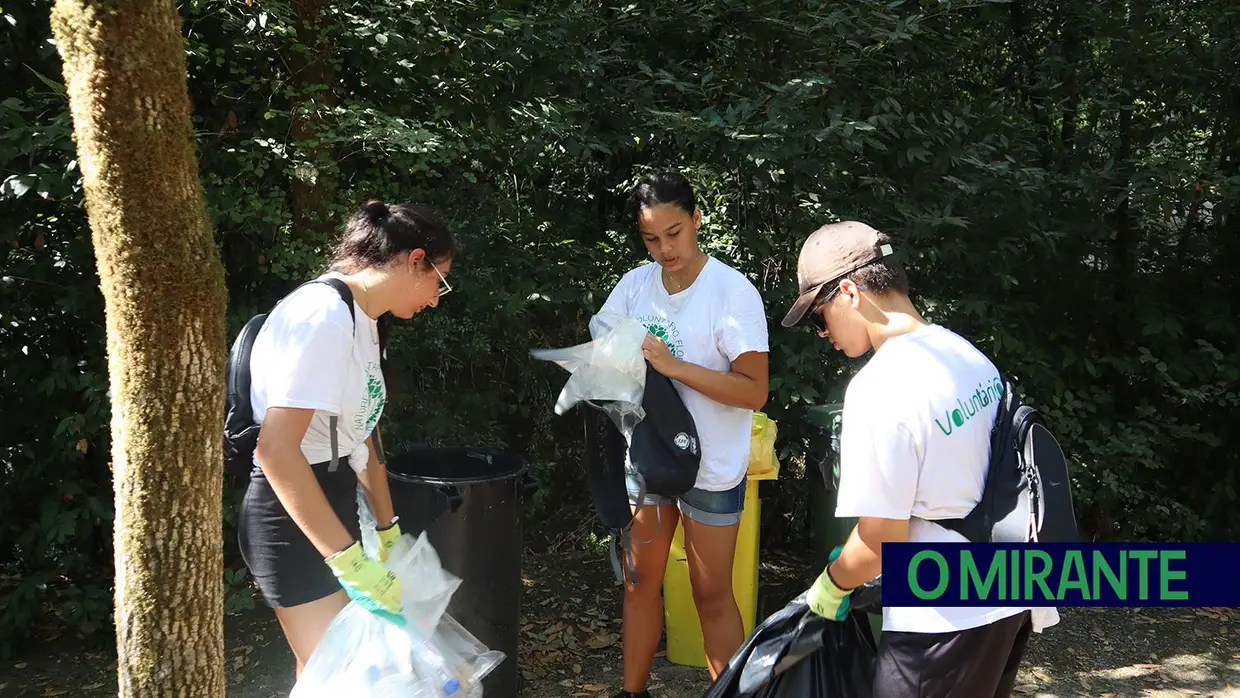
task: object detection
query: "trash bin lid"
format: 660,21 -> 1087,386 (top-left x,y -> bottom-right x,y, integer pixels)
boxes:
386,447 -> 529,486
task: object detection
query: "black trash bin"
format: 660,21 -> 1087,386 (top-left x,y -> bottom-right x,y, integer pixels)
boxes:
385,447 -> 536,698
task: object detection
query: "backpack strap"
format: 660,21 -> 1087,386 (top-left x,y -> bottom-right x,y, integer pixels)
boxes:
310,277 -> 356,473
314,277 -> 356,324
609,479 -> 646,587
579,409 -> 644,585
318,278 -> 393,467
240,276 -> 360,475
936,374 -> 1018,543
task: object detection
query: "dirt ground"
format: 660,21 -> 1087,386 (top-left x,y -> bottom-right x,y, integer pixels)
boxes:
1,520 -> 1237,698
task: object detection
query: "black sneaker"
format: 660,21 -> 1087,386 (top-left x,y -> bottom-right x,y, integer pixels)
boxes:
612,691 -> 650,698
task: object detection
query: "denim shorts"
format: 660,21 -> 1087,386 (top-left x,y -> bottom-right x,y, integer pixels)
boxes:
625,469 -> 746,527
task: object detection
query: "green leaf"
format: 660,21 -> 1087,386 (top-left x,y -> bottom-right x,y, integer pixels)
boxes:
2,174 -> 34,198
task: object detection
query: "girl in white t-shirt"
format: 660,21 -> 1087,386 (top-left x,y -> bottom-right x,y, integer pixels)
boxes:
597,172 -> 770,698
237,200 -> 455,676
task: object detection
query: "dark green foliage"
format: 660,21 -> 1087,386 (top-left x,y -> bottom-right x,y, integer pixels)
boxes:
2,0 -> 1236,657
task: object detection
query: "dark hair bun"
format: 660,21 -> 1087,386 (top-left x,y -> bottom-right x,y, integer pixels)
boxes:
328,199 -> 457,273
361,199 -> 390,225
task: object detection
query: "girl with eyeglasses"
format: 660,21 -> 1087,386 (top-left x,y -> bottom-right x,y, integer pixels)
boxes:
237,200 -> 455,675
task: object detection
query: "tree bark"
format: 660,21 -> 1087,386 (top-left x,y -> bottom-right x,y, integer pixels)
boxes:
49,0 -> 228,695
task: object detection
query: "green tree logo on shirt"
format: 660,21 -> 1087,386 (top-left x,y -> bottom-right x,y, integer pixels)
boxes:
355,363 -> 386,435
646,322 -> 671,347
641,318 -> 684,359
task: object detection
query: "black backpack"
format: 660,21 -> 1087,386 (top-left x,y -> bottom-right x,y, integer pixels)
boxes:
627,361 -> 701,499
579,360 -> 700,585
937,376 -> 1080,544
223,277 -> 389,480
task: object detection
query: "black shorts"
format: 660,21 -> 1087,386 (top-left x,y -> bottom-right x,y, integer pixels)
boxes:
874,610 -> 1033,698
237,458 -> 362,608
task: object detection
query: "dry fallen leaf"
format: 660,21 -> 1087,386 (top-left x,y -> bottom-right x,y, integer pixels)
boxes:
44,690 -> 67,697
586,633 -> 619,649
1013,684 -> 1037,694
582,684 -> 608,692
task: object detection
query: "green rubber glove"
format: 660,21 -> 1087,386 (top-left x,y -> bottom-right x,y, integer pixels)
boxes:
806,545 -> 853,621
325,541 -> 406,626
376,518 -> 401,564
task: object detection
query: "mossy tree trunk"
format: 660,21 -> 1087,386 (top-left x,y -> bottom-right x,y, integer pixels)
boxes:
49,0 -> 228,695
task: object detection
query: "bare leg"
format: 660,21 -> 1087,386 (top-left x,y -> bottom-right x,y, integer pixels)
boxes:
683,516 -> 743,680
273,590 -> 350,677
621,503 -> 679,694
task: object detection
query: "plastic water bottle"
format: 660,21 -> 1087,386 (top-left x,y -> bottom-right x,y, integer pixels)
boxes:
408,635 -> 464,697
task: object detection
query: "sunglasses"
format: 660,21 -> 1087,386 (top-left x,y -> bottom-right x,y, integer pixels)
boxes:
805,282 -> 867,335
806,286 -> 840,334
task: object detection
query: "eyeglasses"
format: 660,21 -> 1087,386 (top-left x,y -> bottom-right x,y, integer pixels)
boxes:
431,263 -> 452,297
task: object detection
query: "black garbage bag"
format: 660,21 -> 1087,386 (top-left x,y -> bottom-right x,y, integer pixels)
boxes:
850,577 -> 883,615
703,586 -> 880,698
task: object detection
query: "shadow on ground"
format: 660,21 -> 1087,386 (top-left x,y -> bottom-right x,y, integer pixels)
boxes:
2,528 -> 1237,698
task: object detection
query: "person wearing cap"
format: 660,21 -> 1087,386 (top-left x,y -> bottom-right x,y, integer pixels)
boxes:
781,222 -> 1034,698
597,171 -> 770,698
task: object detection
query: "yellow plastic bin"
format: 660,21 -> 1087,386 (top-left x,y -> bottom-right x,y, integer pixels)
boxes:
663,413 -> 781,668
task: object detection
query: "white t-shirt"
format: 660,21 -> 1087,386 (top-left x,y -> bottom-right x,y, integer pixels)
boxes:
597,257 -> 770,491
835,324 -> 1030,633
249,275 -> 386,472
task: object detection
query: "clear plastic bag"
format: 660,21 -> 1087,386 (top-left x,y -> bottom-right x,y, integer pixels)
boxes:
290,492 -> 507,698
530,313 -> 649,433
291,603 -> 436,698
356,487 -> 463,636
429,612 -> 507,690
